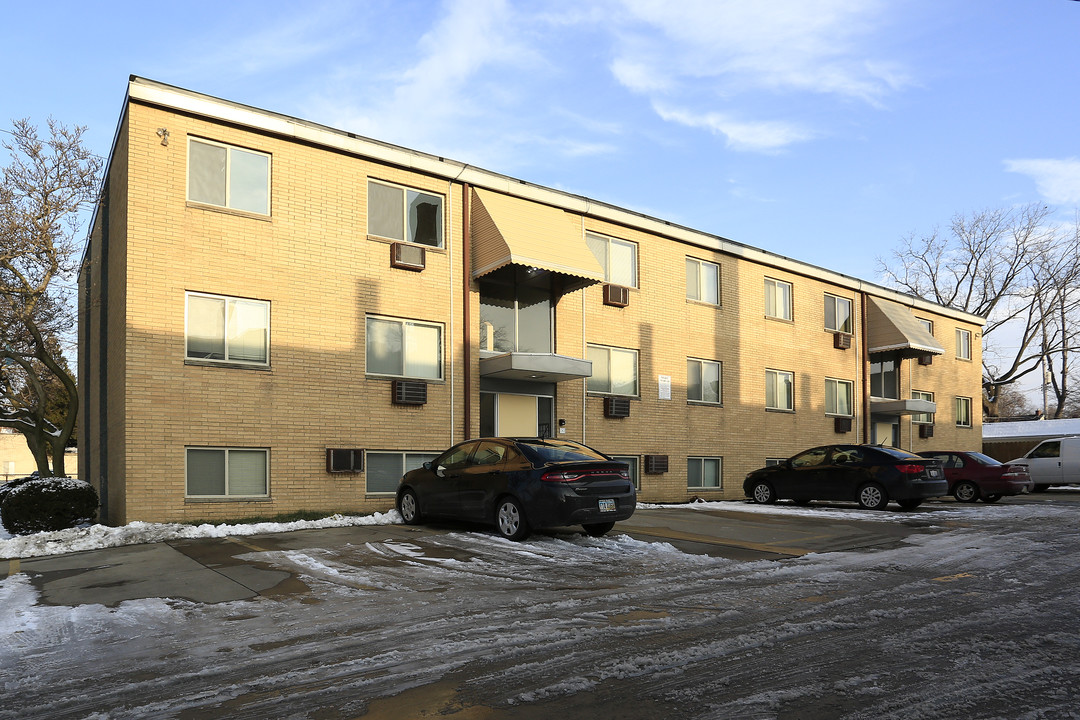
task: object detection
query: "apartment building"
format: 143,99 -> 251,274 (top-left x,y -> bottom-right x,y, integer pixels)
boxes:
78,77 -> 985,525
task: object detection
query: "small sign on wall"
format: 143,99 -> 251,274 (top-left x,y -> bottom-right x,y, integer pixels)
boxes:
658,375 -> 671,400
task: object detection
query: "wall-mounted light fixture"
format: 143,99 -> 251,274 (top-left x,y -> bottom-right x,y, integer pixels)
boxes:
156,128 -> 169,146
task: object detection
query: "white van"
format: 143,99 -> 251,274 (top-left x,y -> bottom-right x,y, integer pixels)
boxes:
1008,436 -> 1080,491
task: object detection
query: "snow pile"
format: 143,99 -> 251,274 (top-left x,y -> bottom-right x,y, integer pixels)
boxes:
0,510 -> 402,560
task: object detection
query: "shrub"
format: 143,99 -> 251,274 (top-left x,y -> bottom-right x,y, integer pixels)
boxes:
0,476 -> 99,536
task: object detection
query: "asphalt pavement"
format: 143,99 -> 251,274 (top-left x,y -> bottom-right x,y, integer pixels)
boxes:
4,504 -> 934,608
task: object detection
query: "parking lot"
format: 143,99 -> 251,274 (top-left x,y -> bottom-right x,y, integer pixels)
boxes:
3,495 -> 1080,719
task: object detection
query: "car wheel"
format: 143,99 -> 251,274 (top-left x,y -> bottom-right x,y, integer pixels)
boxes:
495,497 -> 530,541
897,498 -> 923,510
982,494 -> 1002,503
953,481 -> 980,503
750,480 -> 777,504
583,522 -> 616,537
398,489 -> 422,525
857,482 -> 889,510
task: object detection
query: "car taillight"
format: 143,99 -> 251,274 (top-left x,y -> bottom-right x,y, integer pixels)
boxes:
541,469 -> 630,482
542,471 -> 584,482
896,464 -> 926,474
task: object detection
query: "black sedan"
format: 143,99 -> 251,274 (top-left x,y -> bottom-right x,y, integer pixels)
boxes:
744,444 -> 948,510
396,438 -> 636,540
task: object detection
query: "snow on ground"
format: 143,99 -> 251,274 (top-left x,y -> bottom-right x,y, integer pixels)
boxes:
2,490 -> 1078,558
3,503 -> 1079,719
0,510 -> 401,559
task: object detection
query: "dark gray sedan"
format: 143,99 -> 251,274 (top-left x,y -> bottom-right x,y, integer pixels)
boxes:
744,444 -> 947,510
397,438 -> 636,540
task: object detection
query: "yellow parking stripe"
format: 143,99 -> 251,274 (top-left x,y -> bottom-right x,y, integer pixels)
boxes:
8,559 -> 19,576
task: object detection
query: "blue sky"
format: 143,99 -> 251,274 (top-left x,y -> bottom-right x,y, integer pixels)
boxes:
3,0 -> 1079,285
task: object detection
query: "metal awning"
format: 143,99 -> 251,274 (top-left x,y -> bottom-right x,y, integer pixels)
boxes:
471,187 -> 604,292
871,398 -> 938,416
866,297 -> 945,358
479,352 -> 592,383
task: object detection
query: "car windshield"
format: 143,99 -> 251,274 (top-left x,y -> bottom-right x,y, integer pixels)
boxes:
874,446 -> 922,460
518,440 -> 608,463
966,452 -> 1002,466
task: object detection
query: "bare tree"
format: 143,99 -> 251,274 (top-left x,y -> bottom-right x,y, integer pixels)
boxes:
0,118 -> 101,476
878,204 -> 1080,413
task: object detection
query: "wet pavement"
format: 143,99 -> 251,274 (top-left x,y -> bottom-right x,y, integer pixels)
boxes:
4,505 -> 931,608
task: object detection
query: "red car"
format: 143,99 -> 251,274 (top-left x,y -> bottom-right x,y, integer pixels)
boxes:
917,451 -> 1033,503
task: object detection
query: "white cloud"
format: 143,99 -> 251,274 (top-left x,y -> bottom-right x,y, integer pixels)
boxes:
653,103 -> 814,153
614,0 -> 906,103
1005,158 -> 1080,206
606,0 -> 908,150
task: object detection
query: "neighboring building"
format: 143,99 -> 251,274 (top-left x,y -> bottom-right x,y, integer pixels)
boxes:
0,428 -> 78,483
78,77 -> 986,525
983,418 -> 1080,462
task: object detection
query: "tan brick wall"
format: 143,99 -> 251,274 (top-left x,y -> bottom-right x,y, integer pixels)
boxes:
88,97 -> 985,524
113,102 -> 467,523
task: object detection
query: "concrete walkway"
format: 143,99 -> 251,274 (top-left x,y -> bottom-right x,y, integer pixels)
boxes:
3,504 -> 935,608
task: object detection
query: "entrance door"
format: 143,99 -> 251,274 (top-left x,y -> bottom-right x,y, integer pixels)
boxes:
496,394 -> 538,436
872,418 -> 898,447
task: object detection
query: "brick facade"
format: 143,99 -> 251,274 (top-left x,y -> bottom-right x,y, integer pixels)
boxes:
79,78 -> 985,524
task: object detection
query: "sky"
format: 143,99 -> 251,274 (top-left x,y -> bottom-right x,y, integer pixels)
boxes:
2,0 -> 1078,286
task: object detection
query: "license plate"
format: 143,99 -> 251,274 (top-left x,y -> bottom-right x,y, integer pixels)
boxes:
598,499 -> 616,513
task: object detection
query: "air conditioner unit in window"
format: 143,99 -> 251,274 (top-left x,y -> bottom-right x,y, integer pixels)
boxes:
919,424 -> 935,439
644,455 -> 669,474
392,380 -> 428,405
326,448 -> 364,473
604,396 -> 631,418
833,333 -> 852,350
603,284 -> 630,308
918,354 -> 934,366
834,416 -> 853,434
391,242 -> 426,271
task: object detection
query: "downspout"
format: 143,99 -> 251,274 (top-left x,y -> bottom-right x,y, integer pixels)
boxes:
462,184 -> 472,441
97,179 -> 110,523
447,178 -> 455,447
861,293 -> 869,443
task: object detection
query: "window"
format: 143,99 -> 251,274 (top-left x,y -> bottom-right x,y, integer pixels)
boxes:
186,448 -> 268,497
366,451 -> 440,494
956,328 -> 972,360
912,390 -> 934,424
687,358 -> 722,404
870,356 -> 898,399
825,378 -> 854,416
188,138 -> 270,215
367,180 -> 444,248
765,278 -> 793,320
688,457 -> 722,489
366,316 -> 443,380
766,369 -> 794,411
586,232 -> 637,288
765,458 -> 786,467
186,292 -> 270,366
479,266 -> 552,354
956,397 -> 972,427
824,294 -> 853,333
612,455 -> 640,490
686,258 -> 720,304
587,345 -> 639,396
918,318 -> 934,335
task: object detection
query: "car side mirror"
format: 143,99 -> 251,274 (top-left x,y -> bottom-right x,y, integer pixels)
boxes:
422,461 -> 433,471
